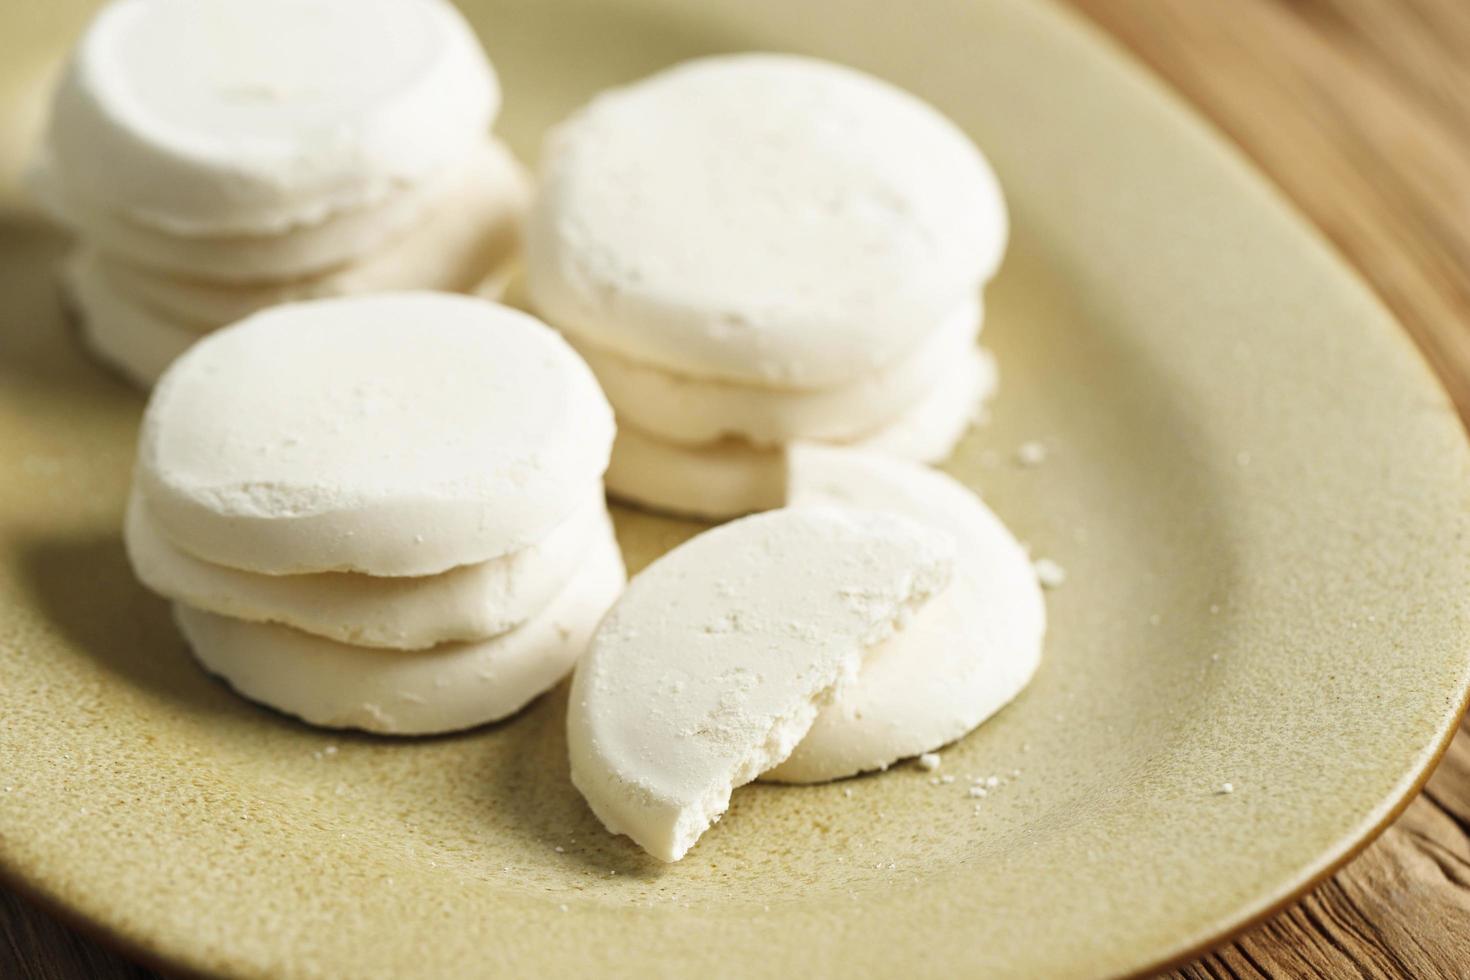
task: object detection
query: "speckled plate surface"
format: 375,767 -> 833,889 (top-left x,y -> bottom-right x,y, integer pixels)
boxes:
2,1 -> 1469,978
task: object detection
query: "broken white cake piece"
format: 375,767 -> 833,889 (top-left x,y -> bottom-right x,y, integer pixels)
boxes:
525,53 -> 1008,517
567,506 -> 955,862
135,293 -> 613,577
762,445 -> 1046,782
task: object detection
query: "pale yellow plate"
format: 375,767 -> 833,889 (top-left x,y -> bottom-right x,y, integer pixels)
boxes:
3,1 -> 1470,977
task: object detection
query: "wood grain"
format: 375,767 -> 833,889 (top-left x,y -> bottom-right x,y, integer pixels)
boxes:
0,889 -> 148,979
3,0 -> 1470,977
1065,0 -> 1470,975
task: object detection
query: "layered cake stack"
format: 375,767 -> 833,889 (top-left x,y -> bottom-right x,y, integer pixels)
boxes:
35,0 -> 527,386
525,55 -> 1008,519
125,293 -> 622,734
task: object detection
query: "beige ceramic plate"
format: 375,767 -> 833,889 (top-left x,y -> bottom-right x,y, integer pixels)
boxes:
2,1 -> 1470,977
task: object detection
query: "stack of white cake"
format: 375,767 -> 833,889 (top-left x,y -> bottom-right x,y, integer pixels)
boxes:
34,0 -> 528,387
526,55 -> 1008,519
125,293 -> 622,735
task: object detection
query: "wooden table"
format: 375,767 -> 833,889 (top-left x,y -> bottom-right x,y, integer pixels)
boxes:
4,1 -> 1470,976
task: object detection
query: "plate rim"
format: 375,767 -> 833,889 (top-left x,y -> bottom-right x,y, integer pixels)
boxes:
1048,2 -> 1470,969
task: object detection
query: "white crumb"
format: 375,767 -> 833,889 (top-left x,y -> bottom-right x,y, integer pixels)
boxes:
940,774 -> 956,784
917,752 -> 942,772
1015,441 -> 1048,466
1217,782 -> 1235,795
968,786 -> 988,798
1034,558 -> 1066,589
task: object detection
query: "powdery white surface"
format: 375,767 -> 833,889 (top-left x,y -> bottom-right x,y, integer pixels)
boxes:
570,301 -> 981,447
567,506 -> 955,862
175,524 -> 626,736
762,445 -> 1045,782
45,0 -> 497,236
138,293 -> 613,575
60,138 -> 527,297
526,53 -> 1006,387
126,485 -> 608,650
605,348 -> 995,520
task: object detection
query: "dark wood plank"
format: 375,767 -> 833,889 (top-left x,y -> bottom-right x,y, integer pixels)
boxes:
0,889 -> 149,980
